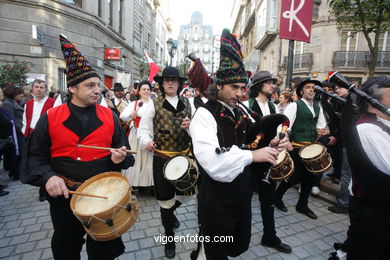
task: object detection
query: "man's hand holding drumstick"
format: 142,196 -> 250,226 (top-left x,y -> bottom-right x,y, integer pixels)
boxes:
111,146 -> 127,164
45,176 -> 69,198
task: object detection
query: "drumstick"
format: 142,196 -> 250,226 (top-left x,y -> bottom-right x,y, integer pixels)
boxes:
68,190 -> 108,199
77,144 -> 137,154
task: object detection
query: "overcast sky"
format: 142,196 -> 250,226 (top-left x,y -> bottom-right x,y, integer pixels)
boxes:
169,0 -> 236,38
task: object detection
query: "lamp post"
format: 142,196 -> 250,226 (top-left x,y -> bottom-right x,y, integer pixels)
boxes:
166,38 -> 178,66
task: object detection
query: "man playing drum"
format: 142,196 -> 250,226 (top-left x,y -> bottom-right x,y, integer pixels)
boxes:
275,79 -> 328,219
21,34 -> 134,260
137,66 -> 192,259
190,29 -> 290,260
245,71 -> 291,254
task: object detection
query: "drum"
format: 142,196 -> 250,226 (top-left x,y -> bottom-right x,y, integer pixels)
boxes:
299,143 -> 332,174
70,172 -> 138,241
270,149 -> 294,180
163,155 -> 199,196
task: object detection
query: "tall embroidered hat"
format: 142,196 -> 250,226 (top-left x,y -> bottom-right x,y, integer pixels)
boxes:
215,29 -> 248,85
59,34 -> 100,87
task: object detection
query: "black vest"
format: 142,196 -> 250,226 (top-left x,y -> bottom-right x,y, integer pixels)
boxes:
198,101 -> 253,200
349,114 -> 390,209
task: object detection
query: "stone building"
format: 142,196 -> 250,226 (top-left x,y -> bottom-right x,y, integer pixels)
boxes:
231,0 -> 389,87
177,11 -> 220,75
0,0 -> 171,91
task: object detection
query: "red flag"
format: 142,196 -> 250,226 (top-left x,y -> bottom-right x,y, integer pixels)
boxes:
144,50 -> 160,84
279,0 -> 314,43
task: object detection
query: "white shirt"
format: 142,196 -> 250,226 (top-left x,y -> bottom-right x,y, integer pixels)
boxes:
120,100 -> 149,126
283,99 -> 327,130
356,117 -> 390,175
137,95 -> 180,149
189,96 -> 208,117
242,98 -> 279,116
22,96 -> 49,134
189,105 -> 253,183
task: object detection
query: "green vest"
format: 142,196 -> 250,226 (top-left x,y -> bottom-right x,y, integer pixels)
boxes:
248,97 -> 276,116
291,99 -> 320,142
153,95 -> 191,151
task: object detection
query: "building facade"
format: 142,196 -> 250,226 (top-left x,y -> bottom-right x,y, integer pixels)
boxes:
177,11 -> 220,75
0,0 -> 171,91
232,0 -> 389,87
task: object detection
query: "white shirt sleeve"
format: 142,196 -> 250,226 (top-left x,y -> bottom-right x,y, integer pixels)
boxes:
357,123 -> 390,175
283,102 -> 297,130
137,100 -> 155,148
190,107 -> 253,182
120,101 -> 135,121
316,105 -> 327,129
22,103 -> 27,135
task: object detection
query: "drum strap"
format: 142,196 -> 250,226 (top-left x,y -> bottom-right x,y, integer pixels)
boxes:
291,141 -> 313,147
58,175 -> 82,190
154,148 -> 190,159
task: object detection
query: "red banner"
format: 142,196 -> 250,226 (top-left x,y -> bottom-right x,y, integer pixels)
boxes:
104,48 -> 121,61
279,0 -> 314,43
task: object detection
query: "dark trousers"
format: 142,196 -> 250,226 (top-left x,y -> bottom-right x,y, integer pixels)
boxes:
47,196 -> 124,260
153,155 -> 184,200
198,167 -> 252,260
275,148 -> 316,210
345,196 -> 390,260
252,164 -> 280,245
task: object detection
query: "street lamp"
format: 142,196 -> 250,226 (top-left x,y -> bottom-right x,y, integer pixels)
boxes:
166,38 -> 177,66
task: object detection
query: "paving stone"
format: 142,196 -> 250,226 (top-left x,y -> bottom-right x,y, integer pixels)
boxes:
134,249 -> 152,260
41,248 -> 53,259
6,226 -> 25,237
9,234 -> 30,245
0,246 -> 13,258
28,231 -> 48,241
139,237 -> 155,249
21,250 -> 42,260
14,241 -> 36,254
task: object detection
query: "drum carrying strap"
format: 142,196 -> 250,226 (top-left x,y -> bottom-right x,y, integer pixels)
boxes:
291,141 -> 313,148
154,148 -> 191,159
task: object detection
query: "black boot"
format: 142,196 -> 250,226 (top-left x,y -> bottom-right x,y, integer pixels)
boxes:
171,200 -> 182,229
261,203 -> 292,254
296,184 -> 317,219
275,181 -> 291,212
161,207 -> 176,258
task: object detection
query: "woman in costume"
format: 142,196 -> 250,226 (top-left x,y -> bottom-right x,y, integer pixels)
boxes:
120,81 -> 154,193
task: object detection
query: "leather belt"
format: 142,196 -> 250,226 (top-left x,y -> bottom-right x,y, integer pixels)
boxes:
58,175 -> 82,191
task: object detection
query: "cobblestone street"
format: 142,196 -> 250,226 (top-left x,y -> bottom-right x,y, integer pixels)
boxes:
0,170 -> 349,260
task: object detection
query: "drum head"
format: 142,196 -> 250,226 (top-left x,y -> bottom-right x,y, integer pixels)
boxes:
300,143 -> 324,159
74,176 -> 128,215
165,156 -> 189,181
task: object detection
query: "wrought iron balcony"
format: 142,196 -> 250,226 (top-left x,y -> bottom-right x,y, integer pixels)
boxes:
332,51 -> 369,68
282,53 -> 313,70
377,51 -> 390,68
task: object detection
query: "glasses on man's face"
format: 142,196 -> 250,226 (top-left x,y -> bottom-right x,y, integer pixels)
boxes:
164,77 -> 179,83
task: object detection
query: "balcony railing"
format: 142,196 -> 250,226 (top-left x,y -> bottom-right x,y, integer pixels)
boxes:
282,53 -> 313,70
333,51 -> 369,68
333,51 -> 390,68
377,51 -> 390,67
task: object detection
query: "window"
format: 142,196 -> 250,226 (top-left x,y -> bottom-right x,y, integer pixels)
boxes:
147,33 -> 151,51
378,31 -> 389,51
313,0 -> 322,20
294,41 -> 308,55
108,0 -> 113,27
139,24 -> 144,49
58,68 -> 67,92
340,31 -> 358,51
119,0 -> 124,34
269,0 -> 277,30
98,0 -> 102,17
